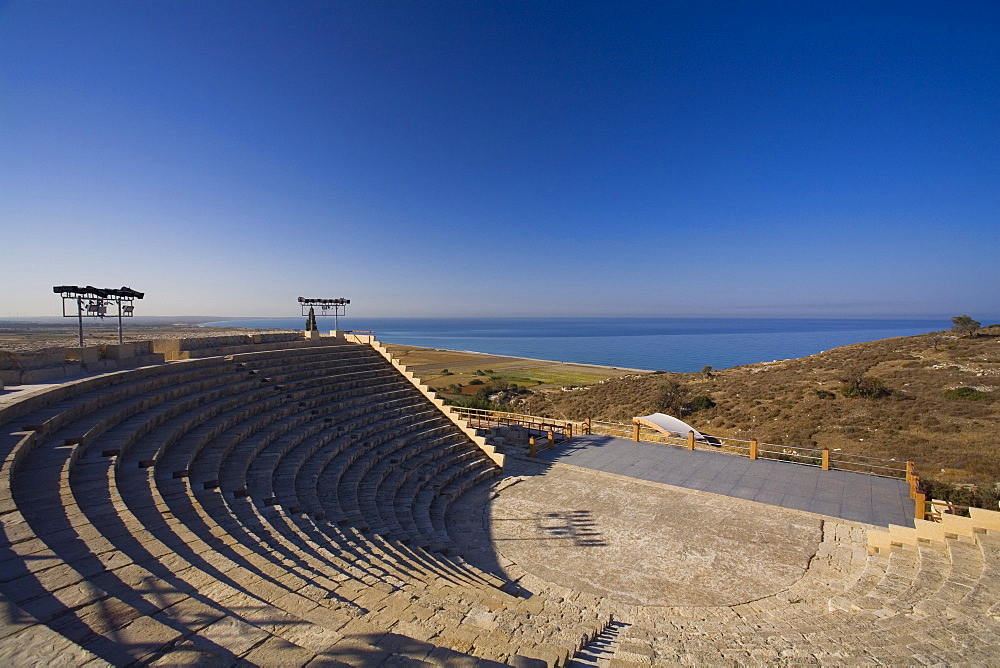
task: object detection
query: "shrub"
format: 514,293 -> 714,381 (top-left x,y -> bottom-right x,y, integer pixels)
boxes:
440,369 -> 452,376
945,387 -> 990,401
814,389 -> 836,399
688,395 -> 716,412
445,395 -> 500,411
468,379 -> 484,385
921,479 -> 1000,511
656,381 -> 688,415
842,375 -> 893,400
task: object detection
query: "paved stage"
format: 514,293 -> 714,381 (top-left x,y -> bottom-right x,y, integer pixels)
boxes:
531,434 -> 914,528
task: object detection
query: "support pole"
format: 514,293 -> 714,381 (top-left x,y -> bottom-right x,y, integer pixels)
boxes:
76,298 -> 84,347
529,437 -> 536,458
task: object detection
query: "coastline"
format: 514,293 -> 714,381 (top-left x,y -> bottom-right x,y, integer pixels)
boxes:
3,316 -> 951,373
192,316 -> 956,374
393,344 -> 655,375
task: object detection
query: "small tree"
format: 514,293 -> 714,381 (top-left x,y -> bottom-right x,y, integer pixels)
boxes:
842,374 -> 892,400
701,365 -> 713,378
656,381 -> 688,415
951,315 -> 981,338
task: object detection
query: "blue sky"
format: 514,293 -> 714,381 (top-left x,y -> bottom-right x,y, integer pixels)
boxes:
2,1 -> 998,318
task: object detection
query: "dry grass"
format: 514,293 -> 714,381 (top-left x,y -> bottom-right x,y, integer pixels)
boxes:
382,343 -> 644,392
519,326 -> 1000,485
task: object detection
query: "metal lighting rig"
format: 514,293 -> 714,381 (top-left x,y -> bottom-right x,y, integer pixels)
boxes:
54,285 -> 144,346
298,297 -> 350,330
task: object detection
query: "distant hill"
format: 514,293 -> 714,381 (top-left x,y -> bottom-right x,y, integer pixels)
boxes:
518,325 -> 1000,486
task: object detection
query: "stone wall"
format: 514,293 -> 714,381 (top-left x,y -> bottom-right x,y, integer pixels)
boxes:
150,332 -> 336,361
0,348 -> 82,385
0,344 -> 168,384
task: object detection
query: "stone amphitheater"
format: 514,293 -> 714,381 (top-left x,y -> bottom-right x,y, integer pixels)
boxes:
1,332 -> 999,666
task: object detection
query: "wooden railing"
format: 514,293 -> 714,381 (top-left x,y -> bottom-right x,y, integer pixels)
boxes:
585,418 -> 909,479
455,408 -> 910,483
905,462 -> 971,522
450,407 -> 575,440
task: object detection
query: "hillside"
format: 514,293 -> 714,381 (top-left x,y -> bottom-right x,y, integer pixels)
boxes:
517,326 -> 1000,486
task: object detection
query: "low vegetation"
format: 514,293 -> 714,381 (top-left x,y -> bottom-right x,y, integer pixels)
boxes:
841,374 -> 894,399
945,387 -> 990,401
516,324 -> 1000,490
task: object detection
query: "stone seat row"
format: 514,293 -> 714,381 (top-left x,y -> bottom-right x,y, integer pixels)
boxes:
1,342 -> 607,665
443,456 -> 1000,668
11,370 -> 516,664
0,356 -> 234,436
0,344 -> 480,664
604,521 -> 1000,666
144,380 -> 604,664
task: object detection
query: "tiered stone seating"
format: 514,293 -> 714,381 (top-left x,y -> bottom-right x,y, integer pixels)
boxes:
596,517 -> 1000,666
6,337 -> 1000,665
0,340 -> 612,665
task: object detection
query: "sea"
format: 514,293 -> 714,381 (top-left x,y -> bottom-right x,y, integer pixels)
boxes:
198,317 -> 958,373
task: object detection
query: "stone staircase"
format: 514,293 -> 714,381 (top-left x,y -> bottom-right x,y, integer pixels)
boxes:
568,620 -> 630,667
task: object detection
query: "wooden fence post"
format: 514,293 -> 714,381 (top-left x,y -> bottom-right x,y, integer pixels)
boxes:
584,417 -> 591,435
914,491 -> 926,520
633,423 -> 640,442
749,439 -> 758,460
687,431 -> 695,450
529,437 -> 536,458
547,429 -> 554,449
822,448 -> 830,471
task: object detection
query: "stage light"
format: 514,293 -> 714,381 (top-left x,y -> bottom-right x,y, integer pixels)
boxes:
297,297 -> 351,330
54,285 -> 144,346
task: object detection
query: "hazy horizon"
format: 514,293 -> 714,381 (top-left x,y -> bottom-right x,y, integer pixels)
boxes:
2,314 -> 995,325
